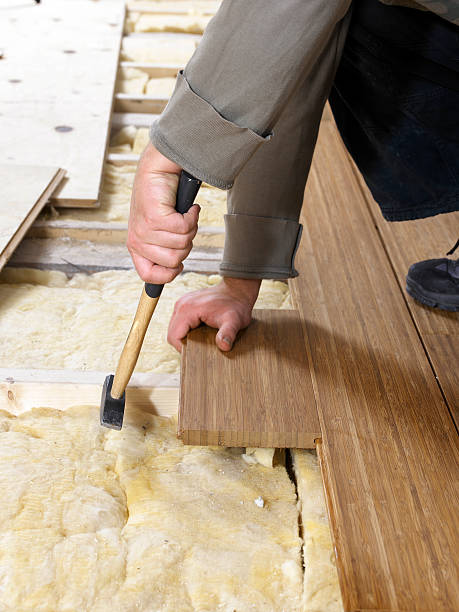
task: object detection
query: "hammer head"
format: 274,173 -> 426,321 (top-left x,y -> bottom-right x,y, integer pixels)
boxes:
100,374 -> 125,430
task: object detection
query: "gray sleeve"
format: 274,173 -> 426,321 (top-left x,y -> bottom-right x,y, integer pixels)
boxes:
219,14 -> 351,279
150,0 -> 352,189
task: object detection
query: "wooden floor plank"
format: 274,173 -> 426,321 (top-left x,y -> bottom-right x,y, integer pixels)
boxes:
179,309 -> 320,448
290,121 -> 459,611
0,165 -> 65,272
353,168 -> 458,427
0,0 -> 125,207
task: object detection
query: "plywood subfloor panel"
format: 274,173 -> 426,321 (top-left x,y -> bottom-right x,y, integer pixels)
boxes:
0,0 -> 125,207
355,170 -> 459,426
0,165 -> 65,272
290,121 -> 459,611
179,309 -> 320,448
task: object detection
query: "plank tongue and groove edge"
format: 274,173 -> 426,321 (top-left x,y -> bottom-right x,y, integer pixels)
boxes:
0,0 -> 125,208
179,309 -> 321,448
290,120 -> 459,611
0,165 -> 65,272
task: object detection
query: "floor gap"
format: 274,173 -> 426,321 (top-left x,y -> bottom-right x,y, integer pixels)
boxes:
285,448 -> 305,576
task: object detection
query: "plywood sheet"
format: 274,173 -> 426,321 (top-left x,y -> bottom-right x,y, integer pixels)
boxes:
0,0 -> 125,207
355,169 -> 459,427
179,309 -> 320,448
290,121 -> 459,610
0,165 -> 65,272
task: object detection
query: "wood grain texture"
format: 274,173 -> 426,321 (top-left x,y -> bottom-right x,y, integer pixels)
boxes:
179,309 -> 320,448
0,382 -> 179,418
290,121 -> 459,611
0,165 -> 65,272
0,0 -> 124,207
353,167 -> 458,427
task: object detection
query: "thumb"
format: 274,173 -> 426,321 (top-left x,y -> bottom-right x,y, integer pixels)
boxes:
216,315 -> 240,352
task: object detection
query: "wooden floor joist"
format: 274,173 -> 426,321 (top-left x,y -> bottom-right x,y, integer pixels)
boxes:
0,0 -> 125,208
7,237 -> 222,275
0,381 -> 179,418
290,121 -> 459,611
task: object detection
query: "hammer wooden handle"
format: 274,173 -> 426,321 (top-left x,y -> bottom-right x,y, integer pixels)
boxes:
110,170 -> 201,400
111,288 -> 160,398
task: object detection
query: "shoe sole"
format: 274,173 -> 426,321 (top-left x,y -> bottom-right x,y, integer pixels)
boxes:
406,280 -> 459,312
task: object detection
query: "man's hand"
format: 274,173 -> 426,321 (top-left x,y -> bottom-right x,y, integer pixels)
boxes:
127,142 -> 200,284
168,277 -> 261,352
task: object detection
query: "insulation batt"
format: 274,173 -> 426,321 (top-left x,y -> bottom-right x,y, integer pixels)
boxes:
43,160 -> 227,228
115,66 -> 177,98
0,404 -> 304,610
0,269 -> 291,373
292,451 -> 344,611
121,35 -> 198,63
133,13 -> 212,34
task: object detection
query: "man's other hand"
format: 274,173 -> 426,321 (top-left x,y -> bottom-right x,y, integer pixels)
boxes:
127,142 -> 200,284
168,277 -> 261,352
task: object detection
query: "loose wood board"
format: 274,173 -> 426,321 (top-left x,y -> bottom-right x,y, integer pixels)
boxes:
0,165 -> 65,272
179,309 -> 320,448
0,0 -> 125,207
291,121 -> 459,611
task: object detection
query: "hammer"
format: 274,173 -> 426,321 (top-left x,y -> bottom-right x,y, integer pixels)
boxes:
100,170 -> 202,430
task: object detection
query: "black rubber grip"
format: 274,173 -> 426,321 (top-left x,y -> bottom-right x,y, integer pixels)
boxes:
145,170 -> 202,299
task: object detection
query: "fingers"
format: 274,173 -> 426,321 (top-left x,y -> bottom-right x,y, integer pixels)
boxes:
129,240 -> 192,270
167,305 -> 202,352
130,251 -> 183,285
215,314 -> 241,352
141,226 -> 198,250
144,204 -> 200,235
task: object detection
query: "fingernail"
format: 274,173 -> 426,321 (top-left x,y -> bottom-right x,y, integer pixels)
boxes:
222,336 -> 232,347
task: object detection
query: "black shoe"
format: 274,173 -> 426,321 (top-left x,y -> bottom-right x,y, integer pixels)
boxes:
406,239 -> 459,312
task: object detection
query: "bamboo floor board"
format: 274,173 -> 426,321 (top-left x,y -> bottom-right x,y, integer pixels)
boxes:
179,309 -> 320,448
0,165 -> 65,273
353,168 -> 458,427
0,0 -> 124,207
290,121 -> 459,611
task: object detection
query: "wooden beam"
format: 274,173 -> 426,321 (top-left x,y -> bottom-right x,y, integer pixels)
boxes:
0,0 -> 125,207
27,220 -> 226,249
0,381 -> 179,418
179,309 -> 320,448
7,237 -> 222,275
114,93 -> 168,114
354,166 -> 459,428
290,121 -> 459,610
119,61 -> 181,78
0,165 -> 65,273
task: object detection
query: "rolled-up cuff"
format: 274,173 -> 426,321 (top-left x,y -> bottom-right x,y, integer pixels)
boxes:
150,71 -> 271,190
219,214 -> 303,279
